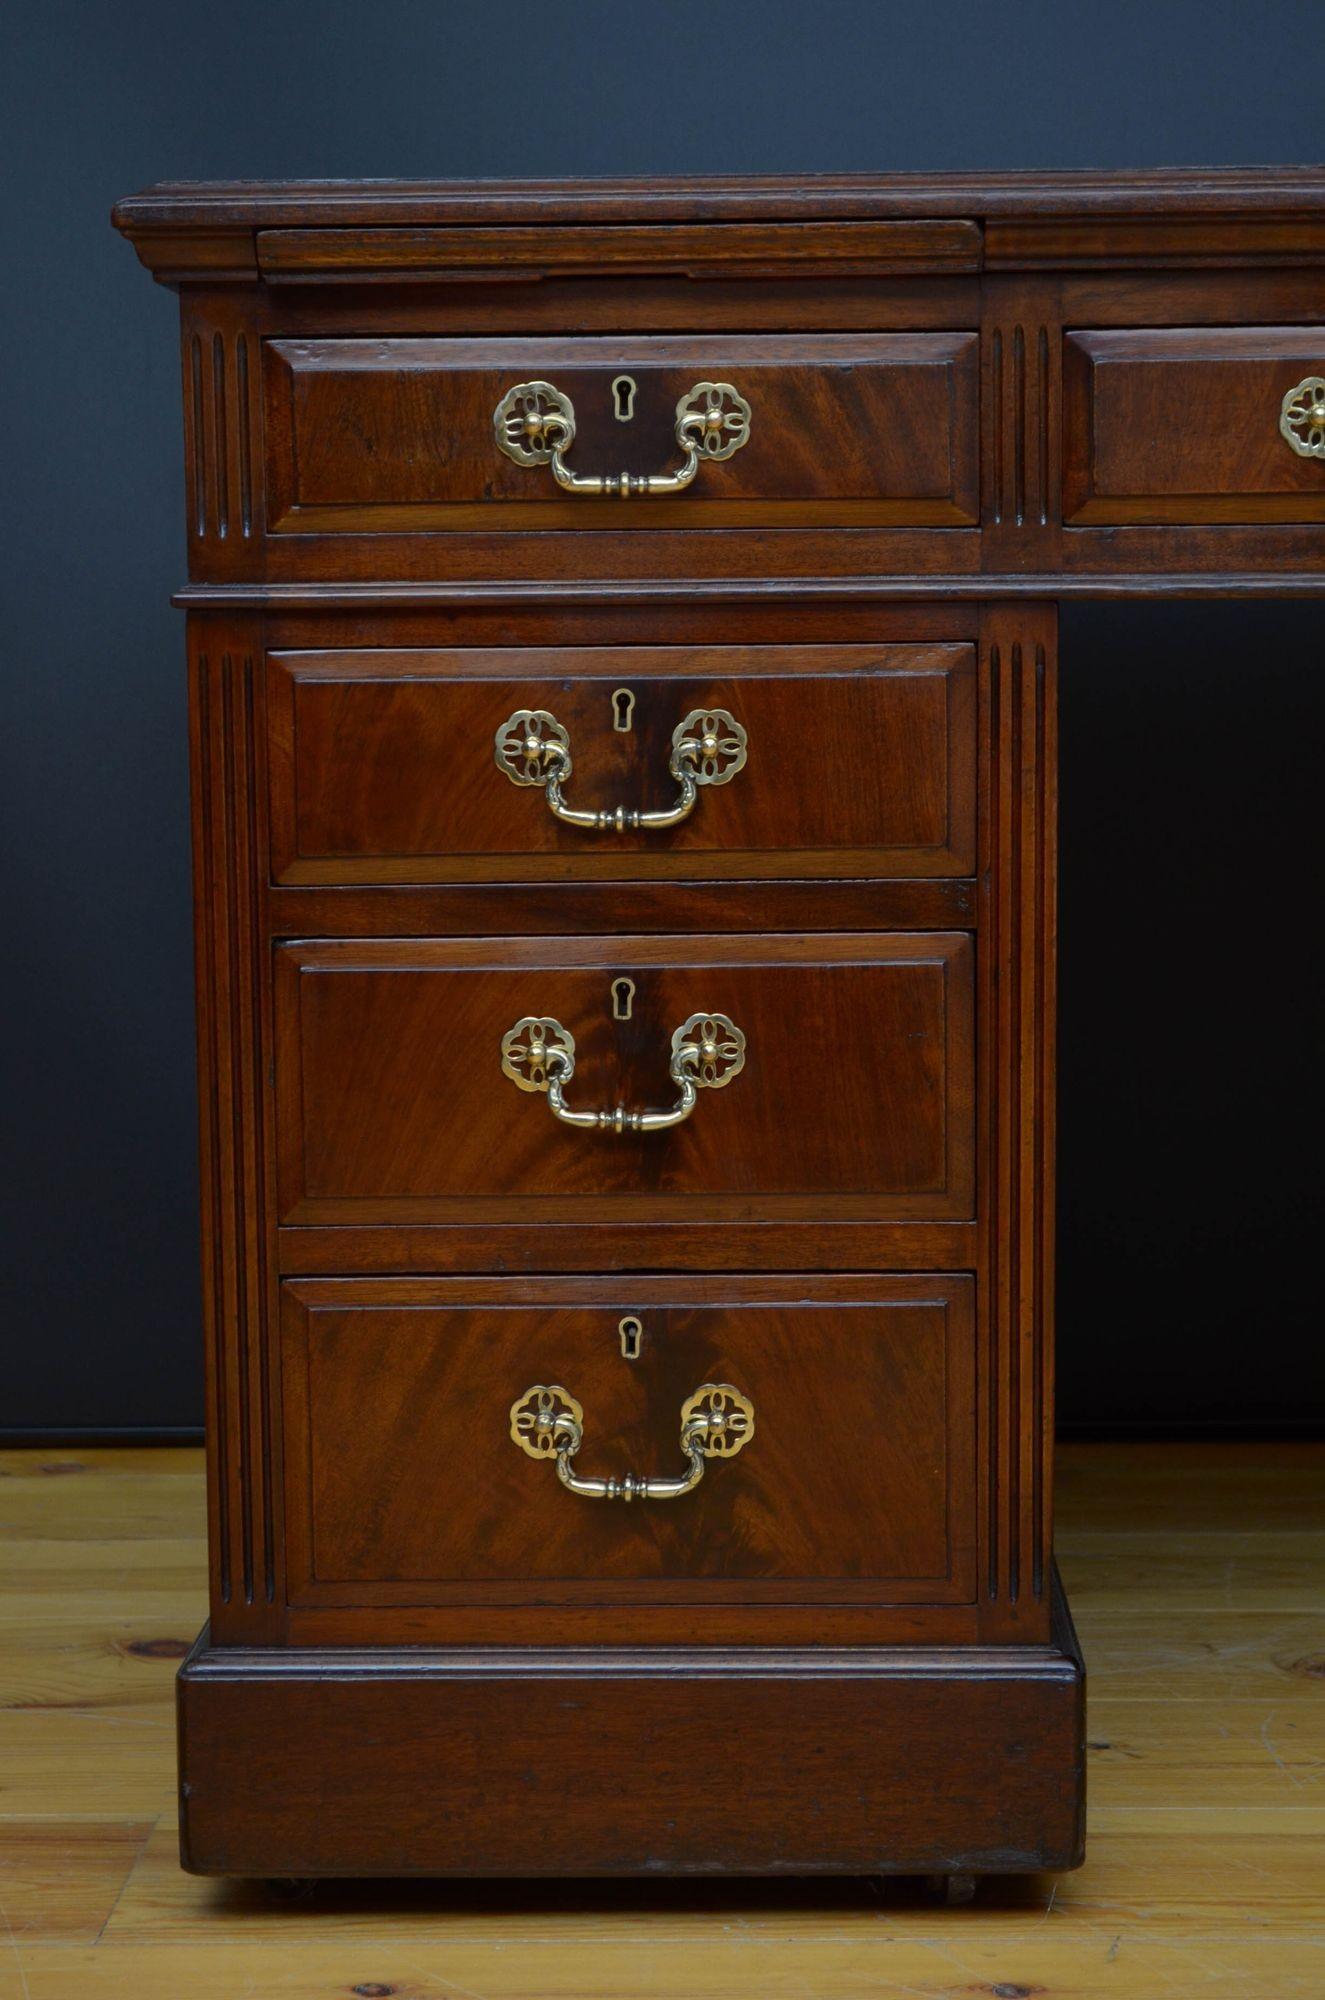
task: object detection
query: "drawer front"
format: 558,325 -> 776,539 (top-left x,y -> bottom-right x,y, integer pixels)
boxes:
280,1275 -> 976,1612
274,935 -> 974,1227
1065,326 -> 1325,523
268,643 -> 976,884
264,333 -> 980,531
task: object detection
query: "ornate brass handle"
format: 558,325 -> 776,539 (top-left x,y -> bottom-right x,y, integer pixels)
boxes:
509,1381 -> 755,1501
493,378 -> 752,495
1281,376 -> 1325,458
494,705 -> 747,831
500,1010 -> 745,1134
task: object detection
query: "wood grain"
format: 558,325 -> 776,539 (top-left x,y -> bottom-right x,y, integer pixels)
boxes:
115,181 -> 1325,584
18,1936 -> 1325,2000
16,1936 -> 1325,1999
278,1275 -> 975,1635
176,571 -> 1325,602
174,1607 -> 1083,1877
979,605 -> 1057,1641
111,163 -> 1325,236
256,219 -> 984,279
4,1441 -> 1323,1994
1064,326 -> 1325,523
264,333 -> 981,531
267,642 -> 977,884
0,1821 -> 151,1944
272,934 -> 975,1228
108,171 -> 1325,1893
188,628 -> 283,1643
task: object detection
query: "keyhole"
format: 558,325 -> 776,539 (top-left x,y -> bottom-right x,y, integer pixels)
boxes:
611,687 -> 635,734
612,375 -> 637,422
618,1316 -> 643,1360
611,977 -> 635,1022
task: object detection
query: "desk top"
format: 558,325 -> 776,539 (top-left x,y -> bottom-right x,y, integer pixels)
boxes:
113,168 -> 1325,291
114,167 -> 1325,229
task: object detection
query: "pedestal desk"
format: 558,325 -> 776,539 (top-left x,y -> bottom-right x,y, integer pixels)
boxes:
113,171 -> 1325,1885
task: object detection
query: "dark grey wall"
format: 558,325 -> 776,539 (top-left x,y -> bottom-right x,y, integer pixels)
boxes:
3,0 -> 1321,1436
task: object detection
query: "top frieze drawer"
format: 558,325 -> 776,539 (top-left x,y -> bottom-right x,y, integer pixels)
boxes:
262,334 -> 980,534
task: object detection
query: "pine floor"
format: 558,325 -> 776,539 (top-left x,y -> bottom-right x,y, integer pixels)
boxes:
0,1441 -> 1321,1997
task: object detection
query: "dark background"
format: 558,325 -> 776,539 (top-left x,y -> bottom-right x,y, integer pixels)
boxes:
2,0 -> 1321,1438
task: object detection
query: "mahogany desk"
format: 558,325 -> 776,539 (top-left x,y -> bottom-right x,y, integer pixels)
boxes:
114,171 -> 1325,1886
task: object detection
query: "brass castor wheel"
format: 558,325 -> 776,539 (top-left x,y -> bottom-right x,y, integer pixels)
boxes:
925,1872 -> 977,1905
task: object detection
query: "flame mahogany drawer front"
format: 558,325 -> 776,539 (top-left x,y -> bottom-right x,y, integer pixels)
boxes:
267,642 -> 976,884
1064,326 -> 1325,523
263,333 -> 981,531
273,934 -> 974,1232
279,1275 -> 977,1641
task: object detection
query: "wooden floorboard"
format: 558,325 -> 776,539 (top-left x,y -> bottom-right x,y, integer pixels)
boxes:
0,1441 -> 1322,1996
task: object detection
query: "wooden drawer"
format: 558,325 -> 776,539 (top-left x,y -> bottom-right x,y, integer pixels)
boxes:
274,934 -> 974,1229
268,643 -> 976,884
280,1274 -> 977,1629
1064,327 -> 1325,523
264,333 -> 980,531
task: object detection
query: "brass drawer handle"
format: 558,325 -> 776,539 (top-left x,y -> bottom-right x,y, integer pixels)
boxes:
509,1381 -> 755,1502
494,704 -> 747,831
493,378 -> 752,495
1280,376 -> 1325,458
500,1010 -> 745,1134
